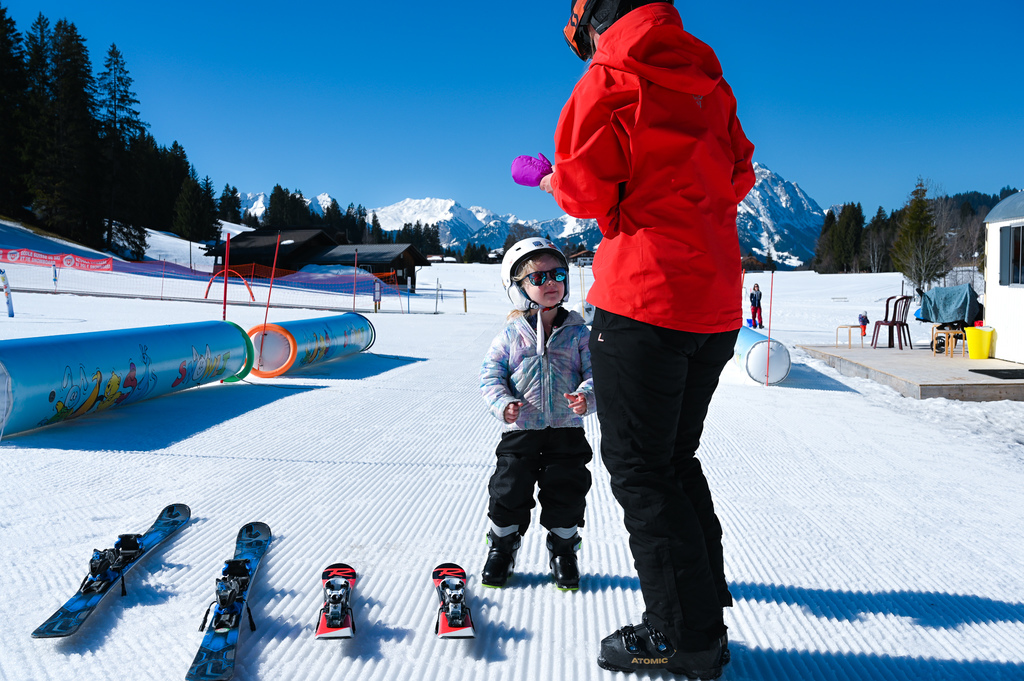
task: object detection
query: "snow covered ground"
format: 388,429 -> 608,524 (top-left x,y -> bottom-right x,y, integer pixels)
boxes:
2,227 -> 1024,681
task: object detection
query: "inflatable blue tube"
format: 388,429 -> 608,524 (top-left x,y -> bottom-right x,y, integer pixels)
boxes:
247,313 -> 375,378
0,321 -> 253,439
734,325 -> 791,385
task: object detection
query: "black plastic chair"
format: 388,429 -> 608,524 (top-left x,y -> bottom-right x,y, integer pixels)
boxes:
871,296 -> 913,349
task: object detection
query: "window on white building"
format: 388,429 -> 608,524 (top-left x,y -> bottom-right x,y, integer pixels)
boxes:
1001,225 -> 1023,286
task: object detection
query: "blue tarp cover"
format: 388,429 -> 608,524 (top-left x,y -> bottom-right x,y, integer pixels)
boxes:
918,284 -> 980,324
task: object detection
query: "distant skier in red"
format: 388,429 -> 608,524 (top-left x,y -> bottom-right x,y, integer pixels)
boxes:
750,283 -> 764,329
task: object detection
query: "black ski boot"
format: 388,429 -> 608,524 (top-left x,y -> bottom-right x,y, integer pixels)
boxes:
547,532 -> 581,590
480,531 -> 520,587
597,615 -> 724,679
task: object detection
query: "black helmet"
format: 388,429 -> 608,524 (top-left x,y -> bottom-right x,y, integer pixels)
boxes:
563,0 -> 672,60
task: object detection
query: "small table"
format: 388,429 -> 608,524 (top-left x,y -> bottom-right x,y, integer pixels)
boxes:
836,325 -> 864,349
931,326 -> 966,357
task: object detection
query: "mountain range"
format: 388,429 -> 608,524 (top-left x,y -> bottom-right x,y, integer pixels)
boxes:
239,162 -> 825,268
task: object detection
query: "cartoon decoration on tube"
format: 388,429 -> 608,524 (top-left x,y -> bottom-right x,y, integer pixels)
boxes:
0,320 -> 254,439
247,313 -> 375,378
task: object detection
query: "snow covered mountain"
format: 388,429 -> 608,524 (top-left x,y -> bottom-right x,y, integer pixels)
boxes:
369,163 -> 823,266
239,192 -> 268,220
239,191 -> 336,220
369,198 -> 600,253
237,163 -> 824,266
737,163 -> 826,268
372,198 -> 486,245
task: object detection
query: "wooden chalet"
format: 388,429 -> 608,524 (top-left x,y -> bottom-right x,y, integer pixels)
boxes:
307,244 -> 430,292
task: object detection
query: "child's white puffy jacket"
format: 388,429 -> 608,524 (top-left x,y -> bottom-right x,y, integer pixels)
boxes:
480,309 -> 595,432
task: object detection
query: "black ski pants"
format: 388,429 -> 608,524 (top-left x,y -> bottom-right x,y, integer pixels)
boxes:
487,427 -> 593,536
589,308 -> 737,652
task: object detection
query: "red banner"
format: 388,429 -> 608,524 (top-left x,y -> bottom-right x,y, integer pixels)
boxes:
0,249 -> 113,271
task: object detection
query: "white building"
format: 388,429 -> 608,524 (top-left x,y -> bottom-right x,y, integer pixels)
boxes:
984,191 -> 1024,363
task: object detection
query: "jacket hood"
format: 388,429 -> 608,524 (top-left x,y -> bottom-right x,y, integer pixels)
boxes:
591,3 -> 722,97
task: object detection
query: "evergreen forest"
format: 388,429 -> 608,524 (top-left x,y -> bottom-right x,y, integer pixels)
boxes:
809,181 -> 1018,290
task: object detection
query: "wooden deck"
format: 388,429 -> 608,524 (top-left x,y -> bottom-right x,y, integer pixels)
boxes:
798,343 -> 1024,401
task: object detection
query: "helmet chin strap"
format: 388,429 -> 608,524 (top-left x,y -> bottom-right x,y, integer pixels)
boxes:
534,304 -> 557,356
519,282 -> 561,355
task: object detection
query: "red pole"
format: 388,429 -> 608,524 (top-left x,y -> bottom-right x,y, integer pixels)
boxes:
222,233 -> 231,321
353,249 -> 358,312
258,233 -> 282,370
765,269 -> 775,386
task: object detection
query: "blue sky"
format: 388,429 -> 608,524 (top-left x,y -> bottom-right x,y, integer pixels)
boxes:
6,0 -> 1023,221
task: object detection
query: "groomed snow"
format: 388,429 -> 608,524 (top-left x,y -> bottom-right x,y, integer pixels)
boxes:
1,228 -> 1023,681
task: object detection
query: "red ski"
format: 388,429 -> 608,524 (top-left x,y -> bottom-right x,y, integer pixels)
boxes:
315,563 -> 356,639
432,563 -> 475,638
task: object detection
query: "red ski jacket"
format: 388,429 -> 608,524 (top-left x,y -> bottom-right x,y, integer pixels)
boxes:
551,3 -> 755,333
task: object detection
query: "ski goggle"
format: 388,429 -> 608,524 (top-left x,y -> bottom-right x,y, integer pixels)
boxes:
563,0 -> 594,60
520,268 -> 568,287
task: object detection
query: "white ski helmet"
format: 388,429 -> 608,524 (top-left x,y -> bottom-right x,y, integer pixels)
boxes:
500,237 -> 570,311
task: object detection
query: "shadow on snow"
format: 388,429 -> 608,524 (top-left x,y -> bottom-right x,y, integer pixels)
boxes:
731,580 -> 1024,629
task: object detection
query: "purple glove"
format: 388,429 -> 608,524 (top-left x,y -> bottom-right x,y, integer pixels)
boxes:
511,153 -> 553,187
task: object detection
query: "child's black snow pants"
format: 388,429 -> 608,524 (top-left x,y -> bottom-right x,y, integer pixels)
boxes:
589,308 -> 737,653
487,427 -> 593,535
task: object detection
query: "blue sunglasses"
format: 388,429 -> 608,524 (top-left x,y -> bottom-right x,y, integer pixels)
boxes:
521,268 -> 568,286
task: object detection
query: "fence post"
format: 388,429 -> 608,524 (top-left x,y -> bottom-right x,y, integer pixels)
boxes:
463,289 -> 467,313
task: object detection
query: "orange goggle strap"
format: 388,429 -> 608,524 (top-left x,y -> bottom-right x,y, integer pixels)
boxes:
564,0 -> 594,60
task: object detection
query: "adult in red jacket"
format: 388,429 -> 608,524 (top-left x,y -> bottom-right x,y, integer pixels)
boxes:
540,0 -> 755,676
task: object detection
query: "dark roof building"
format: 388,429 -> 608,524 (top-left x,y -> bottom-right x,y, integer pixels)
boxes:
307,244 -> 430,269
308,244 -> 430,292
206,231 -> 431,291
205,229 -> 340,271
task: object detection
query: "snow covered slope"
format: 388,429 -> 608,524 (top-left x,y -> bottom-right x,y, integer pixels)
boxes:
1,263 -> 1022,681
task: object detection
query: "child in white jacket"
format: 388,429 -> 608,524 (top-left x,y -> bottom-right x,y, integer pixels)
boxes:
479,238 -> 595,590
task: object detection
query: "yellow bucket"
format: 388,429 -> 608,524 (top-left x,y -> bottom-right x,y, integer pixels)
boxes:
965,326 -> 993,359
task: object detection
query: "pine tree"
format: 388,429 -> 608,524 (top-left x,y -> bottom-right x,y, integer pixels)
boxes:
264,184 -> 291,229
813,210 -> 837,273
369,212 -> 385,244
834,203 -> 864,272
21,14 -> 56,224
97,42 -> 147,250
170,168 -> 216,244
891,179 -> 948,292
199,175 -> 219,240
97,44 -> 145,142
862,207 -> 892,273
217,184 -> 241,223
43,19 -> 101,243
0,4 -> 29,216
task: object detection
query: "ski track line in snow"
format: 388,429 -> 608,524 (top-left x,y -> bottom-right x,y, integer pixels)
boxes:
697,385 -> 1024,680
4,269 -> 1024,681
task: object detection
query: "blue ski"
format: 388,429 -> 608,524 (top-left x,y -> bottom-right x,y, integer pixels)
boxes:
32,503 -> 191,639
185,522 -> 272,681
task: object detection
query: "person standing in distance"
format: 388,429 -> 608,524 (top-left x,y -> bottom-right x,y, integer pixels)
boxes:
750,283 -> 764,329
536,1 -> 756,676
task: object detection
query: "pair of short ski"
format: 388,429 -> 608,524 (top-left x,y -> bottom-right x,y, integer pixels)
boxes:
314,562 -> 475,640
30,504 -> 272,681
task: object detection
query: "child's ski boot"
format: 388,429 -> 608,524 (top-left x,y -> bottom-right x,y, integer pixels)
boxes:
547,532 -> 582,590
481,530 -> 521,587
